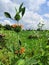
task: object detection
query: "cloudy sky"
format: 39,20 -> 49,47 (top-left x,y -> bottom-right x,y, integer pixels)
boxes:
0,0 -> 49,29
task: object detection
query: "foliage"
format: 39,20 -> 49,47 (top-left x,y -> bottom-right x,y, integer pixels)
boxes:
3,3 -> 49,65
4,3 -> 25,22
37,28 -> 41,31
0,24 -> 3,28
14,25 -> 22,33
19,3 -> 23,12
37,20 -> 44,30
4,12 -> 12,18
14,12 -> 20,21
28,35 -> 38,39
4,24 -> 12,30
0,34 -> 6,48
0,29 -> 49,65
19,3 -> 25,16
14,3 -> 25,21
4,3 -> 25,65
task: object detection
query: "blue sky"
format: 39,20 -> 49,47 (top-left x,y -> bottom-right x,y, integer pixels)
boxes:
0,0 -> 49,29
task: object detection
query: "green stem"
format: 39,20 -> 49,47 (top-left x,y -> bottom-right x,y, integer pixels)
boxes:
11,43 -> 16,65
17,33 -> 20,49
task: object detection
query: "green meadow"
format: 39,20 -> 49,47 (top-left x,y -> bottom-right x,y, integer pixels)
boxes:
0,29 -> 49,65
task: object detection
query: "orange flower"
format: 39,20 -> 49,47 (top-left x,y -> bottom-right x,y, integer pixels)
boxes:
11,24 -> 17,28
11,24 -> 23,28
20,47 -> 25,54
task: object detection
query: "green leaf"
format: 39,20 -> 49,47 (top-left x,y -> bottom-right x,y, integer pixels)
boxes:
22,7 -> 25,16
25,57 -> 39,65
14,12 -> 20,21
19,3 -> 23,12
17,59 -> 25,65
4,12 -> 11,18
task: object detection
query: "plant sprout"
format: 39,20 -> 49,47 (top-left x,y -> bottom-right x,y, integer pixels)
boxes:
4,3 -> 25,64
4,3 -> 25,23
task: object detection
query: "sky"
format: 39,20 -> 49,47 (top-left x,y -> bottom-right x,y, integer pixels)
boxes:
0,0 -> 49,30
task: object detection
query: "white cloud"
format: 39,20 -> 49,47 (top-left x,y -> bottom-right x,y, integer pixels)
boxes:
0,0 -> 10,3
0,20 -> 12,26
21,8 -> 49,30
21,9 -> 45,29
22,9 -> 43,23
0,0 -> 49,30
27,0 -> 46,11
12,0 -> 46,11
43,14 -> 49,18
47,1 -> 49,6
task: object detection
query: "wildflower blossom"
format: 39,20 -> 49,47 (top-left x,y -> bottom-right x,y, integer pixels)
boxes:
20,47 -> 25,54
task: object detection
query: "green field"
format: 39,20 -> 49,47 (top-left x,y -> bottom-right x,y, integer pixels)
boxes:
0,29 -> 49,65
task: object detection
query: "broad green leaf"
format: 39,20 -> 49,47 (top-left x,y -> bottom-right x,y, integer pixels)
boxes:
22,7 -> 25,16
19,3 -> 23,12
4,12 -> 11,18
17,59 -> 25,65
14,12 -> 20,21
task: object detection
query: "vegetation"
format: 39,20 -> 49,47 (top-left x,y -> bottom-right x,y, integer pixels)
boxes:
37,20 -> 44,31
0,29 -> 49,65
4,24 -> 12,30
0,2 -> 49,65
4,3 -> 25,22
